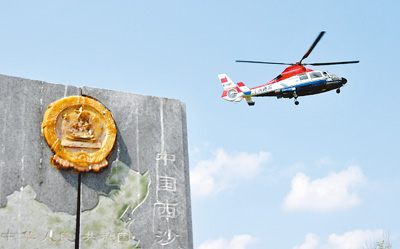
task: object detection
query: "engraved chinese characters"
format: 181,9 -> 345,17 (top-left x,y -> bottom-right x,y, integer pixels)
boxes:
42,96 -> 117,172
154,152 -> 183,247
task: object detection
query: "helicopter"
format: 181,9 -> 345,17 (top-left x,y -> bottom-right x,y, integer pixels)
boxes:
218,31 -> 359,105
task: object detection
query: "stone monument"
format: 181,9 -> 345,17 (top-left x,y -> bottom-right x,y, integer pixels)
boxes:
0,74 -> 193,249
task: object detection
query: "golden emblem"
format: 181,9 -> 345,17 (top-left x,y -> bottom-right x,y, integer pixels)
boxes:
42,96 -> 117,172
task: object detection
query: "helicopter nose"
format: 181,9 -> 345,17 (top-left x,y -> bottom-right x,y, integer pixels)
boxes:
341,77 -> 347,85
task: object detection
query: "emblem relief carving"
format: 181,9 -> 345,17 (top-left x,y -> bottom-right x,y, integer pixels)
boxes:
42,96 -> 117,172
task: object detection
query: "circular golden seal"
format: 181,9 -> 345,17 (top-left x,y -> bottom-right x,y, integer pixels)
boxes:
42,96 -> 117,172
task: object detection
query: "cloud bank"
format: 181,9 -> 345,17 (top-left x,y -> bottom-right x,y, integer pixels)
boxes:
190,149 -> 271,199
294,230 -> 385,249
283,166 -> 365,212
197,234 -> 258,249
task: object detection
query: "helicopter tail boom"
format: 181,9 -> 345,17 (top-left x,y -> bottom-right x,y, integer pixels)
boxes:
237,82 -> 255,106
218,74 -> 244,103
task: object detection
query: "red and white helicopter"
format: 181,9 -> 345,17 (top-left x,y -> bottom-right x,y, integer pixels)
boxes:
218,31 -> 359,105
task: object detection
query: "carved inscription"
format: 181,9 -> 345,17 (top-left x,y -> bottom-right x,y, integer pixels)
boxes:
0,230 -> 135,244
154,152 -> 183,248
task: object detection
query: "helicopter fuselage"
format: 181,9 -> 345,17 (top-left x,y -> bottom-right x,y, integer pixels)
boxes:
251,68 -> 347,99
219,31 -> 358,105
218,66 -> 347,106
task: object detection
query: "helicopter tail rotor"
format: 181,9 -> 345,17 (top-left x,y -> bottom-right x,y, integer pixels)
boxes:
218,74 -> 244,103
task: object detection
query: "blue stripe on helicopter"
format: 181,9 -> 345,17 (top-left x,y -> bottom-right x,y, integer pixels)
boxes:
282,87 -> 296,93
281,83 -> 289,88
282,80 -> 327,92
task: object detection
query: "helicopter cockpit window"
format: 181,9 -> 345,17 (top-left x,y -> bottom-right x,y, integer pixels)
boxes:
322,71 -> 331,77
274,74 -> 282,81
299,74 -> 309,81
310,72 -> 323,79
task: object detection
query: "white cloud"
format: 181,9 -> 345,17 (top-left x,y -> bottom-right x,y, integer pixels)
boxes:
327,230 -> 384,249
283,166 -> 365,212
294,233 -> 320,249
197,234 -> 258,249
190,149 -> 271,198
293,230 -> 384,249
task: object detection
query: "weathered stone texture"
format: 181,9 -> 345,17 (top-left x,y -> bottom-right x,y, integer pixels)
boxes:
0,74 -> 192,249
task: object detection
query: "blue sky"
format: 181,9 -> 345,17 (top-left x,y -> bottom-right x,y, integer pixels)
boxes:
1,1 -> 399,249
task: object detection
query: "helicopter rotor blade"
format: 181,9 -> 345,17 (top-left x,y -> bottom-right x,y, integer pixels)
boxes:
304,60 -> 360,66
299,31 -> 325,64
236,60 -> 293,65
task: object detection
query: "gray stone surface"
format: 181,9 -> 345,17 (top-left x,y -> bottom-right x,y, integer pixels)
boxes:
0,75 -> 193,249
80,86 -> 193,249
0,74 -> 79,248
